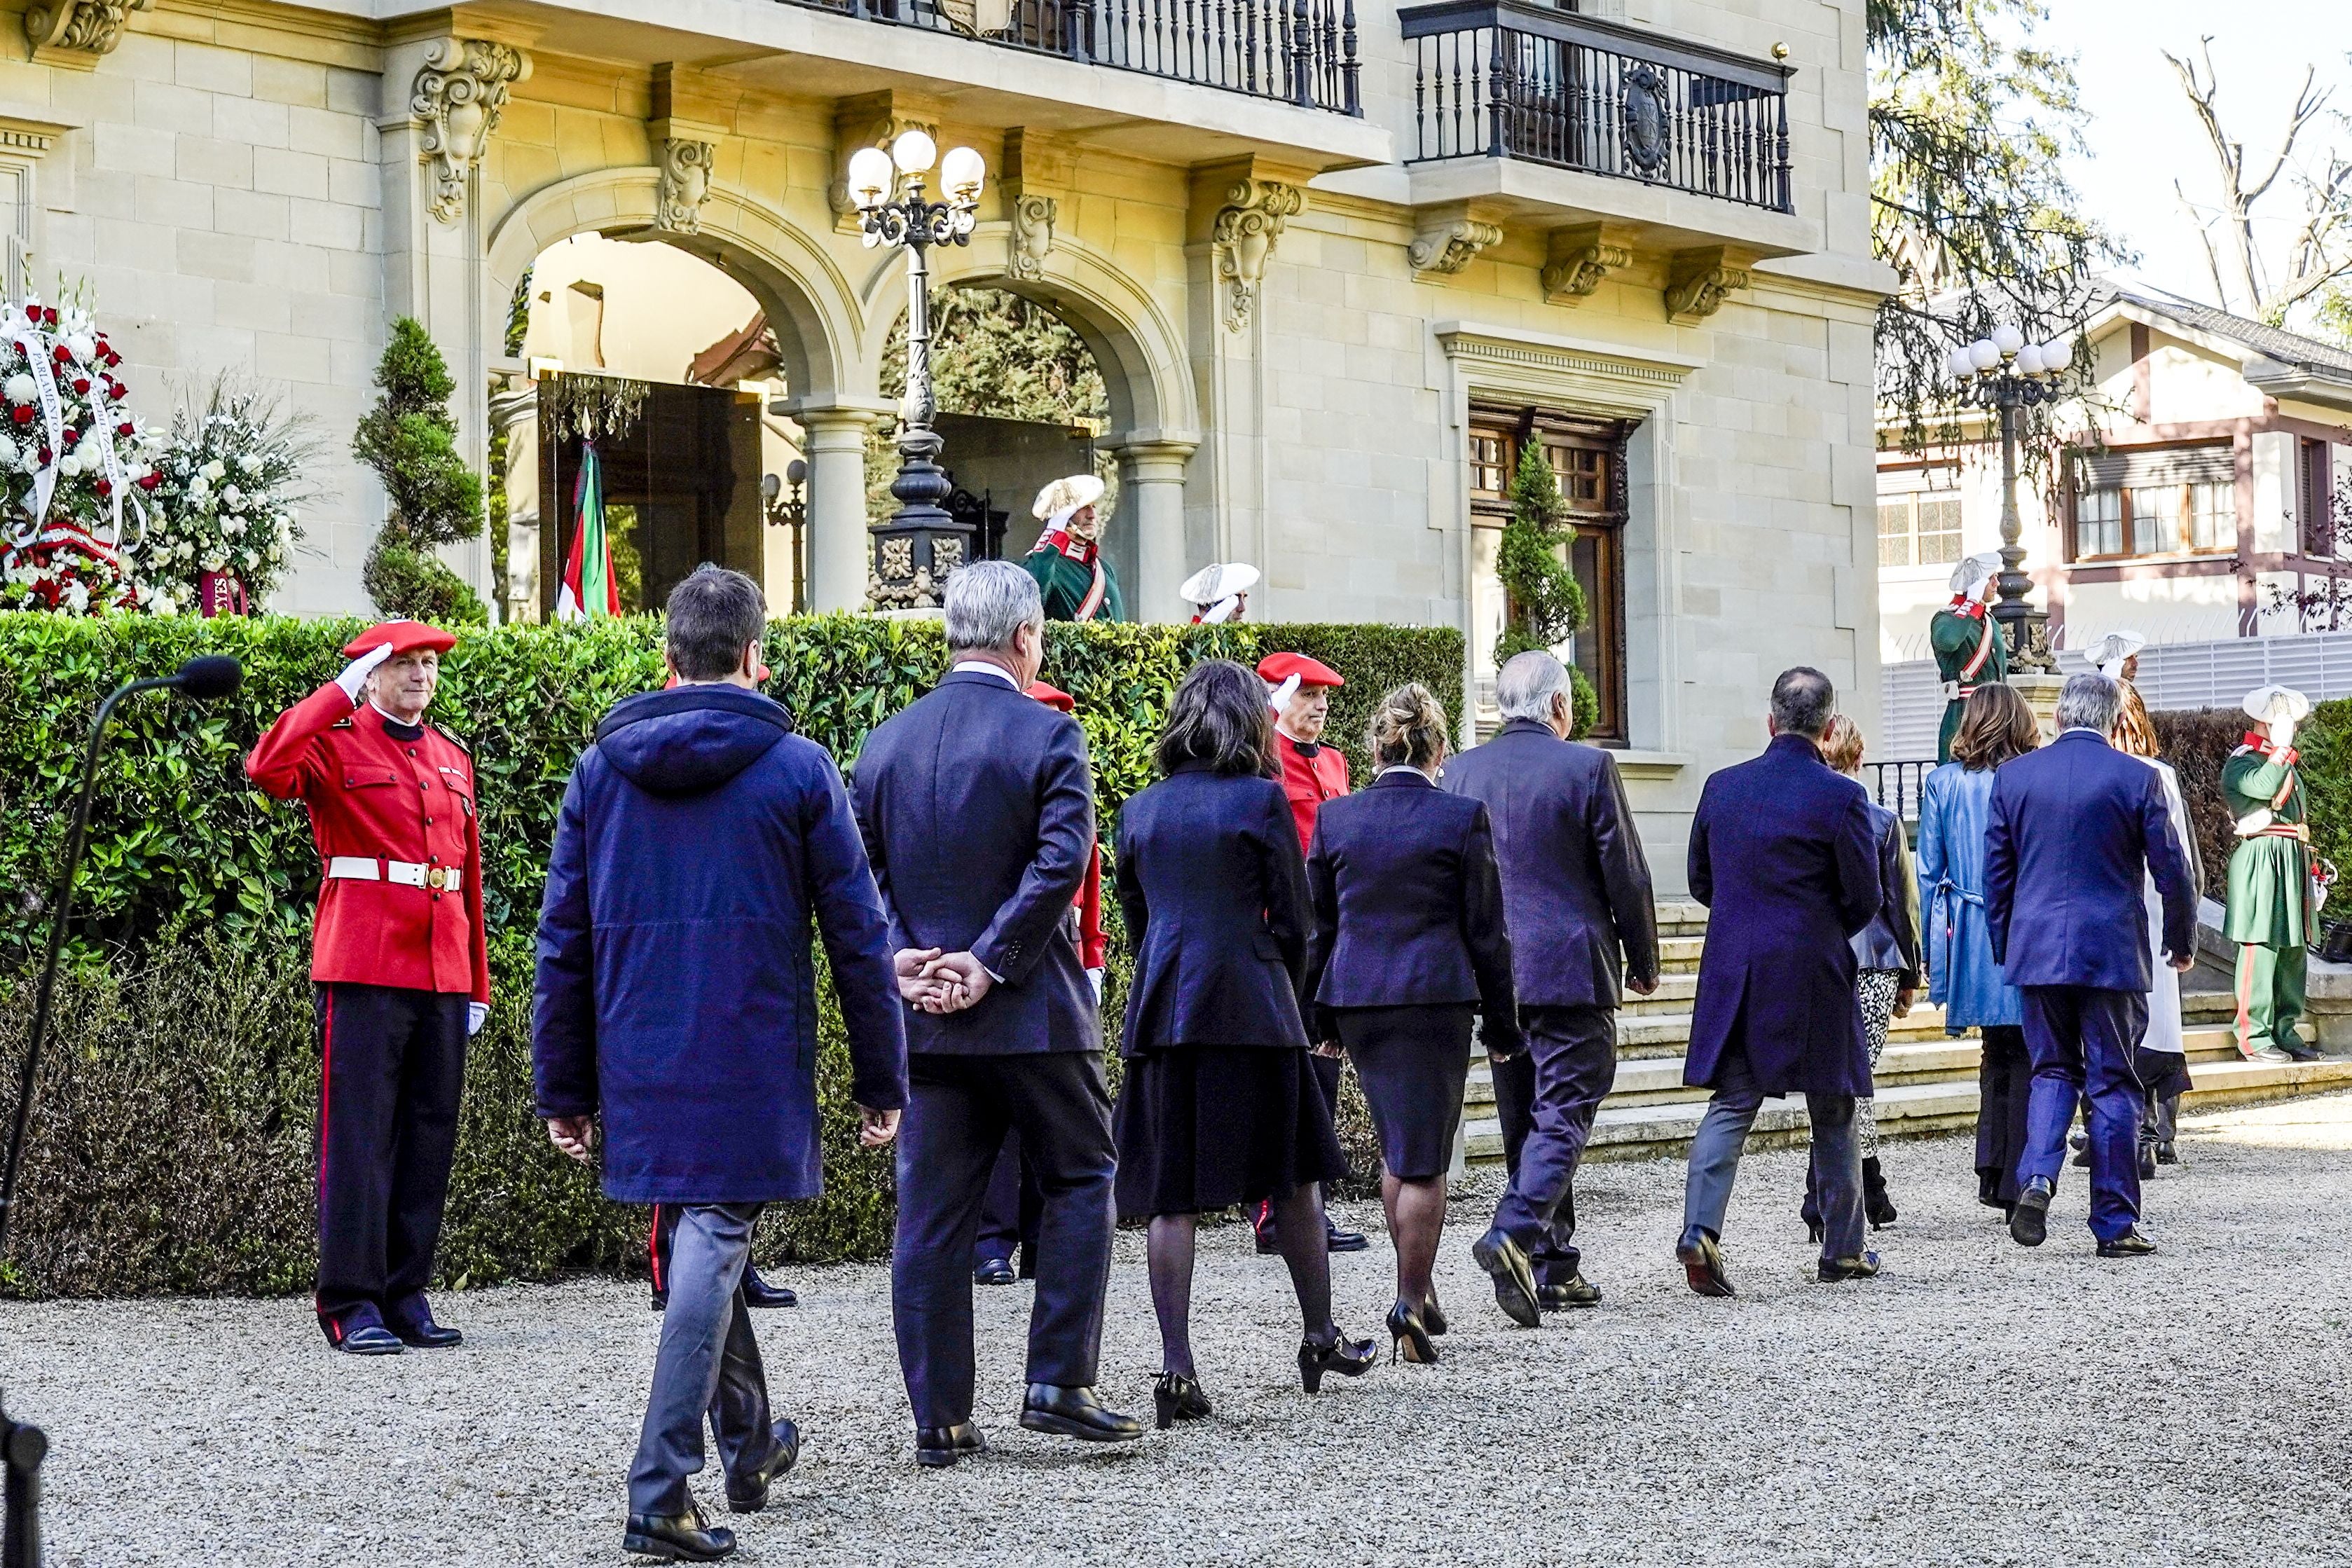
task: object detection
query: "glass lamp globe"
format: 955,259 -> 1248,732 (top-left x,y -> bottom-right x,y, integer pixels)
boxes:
1991,323 -> 2026,355
2040,338 -> 2073,371
890,129 -> 937,174
1967,339 -> 2000,371
2014,343 -> 2044,375
846,146 -> 895,209
940,145 -> 986,201
1946,346 -> 1976,380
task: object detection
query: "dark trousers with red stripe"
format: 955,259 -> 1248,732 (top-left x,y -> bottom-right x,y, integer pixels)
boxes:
315,982 -> 469,1321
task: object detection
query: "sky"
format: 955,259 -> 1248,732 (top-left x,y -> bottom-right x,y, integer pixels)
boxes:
2029,0 -> 2350,313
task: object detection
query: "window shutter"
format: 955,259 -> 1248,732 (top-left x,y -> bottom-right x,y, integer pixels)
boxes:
2078,444 -> 2234,489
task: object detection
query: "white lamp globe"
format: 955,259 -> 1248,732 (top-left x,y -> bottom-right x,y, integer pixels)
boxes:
890,128 -> 937,174
1946,347 -> 1976,380
2014,343 -> 2045,375
2040,338 -> 2073,371
1991,323 -> 2026,355
940,145 -> 986,200
846,146 -> 895,209
1969,339 -> 2000,371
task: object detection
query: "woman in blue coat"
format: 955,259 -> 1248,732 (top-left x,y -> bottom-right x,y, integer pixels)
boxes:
1303,682 -> 1518,1366
1916,682 -> 2036,1212
1113,660 -> 1375,1427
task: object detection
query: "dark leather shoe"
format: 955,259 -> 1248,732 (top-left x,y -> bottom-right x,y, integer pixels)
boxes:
1325,1221 -> 1369,1253
2097,1228 -> 2157,1258
1676,1232 -> 1735,1298
383,1293 -> 462,1349
2137,1141 -> 2158,1181
1539,1273 -> 1602,1310
2283,1042 -> 2323,1062
2155,1140 -> 2180,1166
915,1422 -> 988,1469
1817,1251 -> 1882,1282
1470,1228 -> 1541,1328
1019,1384 -> 1143,1444
725,1419 -> 800,1513
974,1256 -> 1017,1286
319,1305 -> 404,1356
2010,1178 -> 2053,1247
623,1507 -> 736,1561
741,1268 -> 797,1309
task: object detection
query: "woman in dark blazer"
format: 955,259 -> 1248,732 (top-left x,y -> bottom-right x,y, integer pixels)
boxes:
1113,659 -> 1375,1428
1303,682 -> 1518,1364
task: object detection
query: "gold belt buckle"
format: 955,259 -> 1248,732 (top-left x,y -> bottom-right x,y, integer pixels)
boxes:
427,865 -> 448,890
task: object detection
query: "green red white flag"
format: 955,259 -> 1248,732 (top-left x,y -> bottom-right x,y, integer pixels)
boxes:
555,442 -> 619,621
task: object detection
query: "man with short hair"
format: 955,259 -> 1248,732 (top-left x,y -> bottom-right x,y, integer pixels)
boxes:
1677,667 -> 1883,1297
853,558 -> 1141,1467
534,565 -> 908,1561
1449,652 -> 1658,1321
1987,671 -> 2197,1258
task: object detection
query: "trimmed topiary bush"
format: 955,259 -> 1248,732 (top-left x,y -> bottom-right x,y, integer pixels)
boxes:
355,318 -> 487,626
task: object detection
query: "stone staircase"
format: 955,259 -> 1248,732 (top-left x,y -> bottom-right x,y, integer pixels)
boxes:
1462,900 -> 2352,1167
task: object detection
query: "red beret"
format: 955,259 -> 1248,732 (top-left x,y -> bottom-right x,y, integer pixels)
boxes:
1256,652 -> 1343,689
342,619 -> 456,659
1025,679 -> 1076,713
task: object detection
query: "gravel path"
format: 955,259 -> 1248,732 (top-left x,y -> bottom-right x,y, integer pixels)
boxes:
7,1093 -> 2351,1567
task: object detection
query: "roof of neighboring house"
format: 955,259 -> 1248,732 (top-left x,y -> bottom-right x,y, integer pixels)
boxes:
2110,285 -> 2352,383
687,312 -> 781,387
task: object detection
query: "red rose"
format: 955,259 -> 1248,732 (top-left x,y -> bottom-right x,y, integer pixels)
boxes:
138,472 -> 160,490
95,478 -> 112,497
41,308 -> 56,326
51,345 -> 69,362
71,378 -> 90,394
9,406 -> 28,425
118,422 -> 133,436
61,428 -> 76,447
36,446 -> 50,463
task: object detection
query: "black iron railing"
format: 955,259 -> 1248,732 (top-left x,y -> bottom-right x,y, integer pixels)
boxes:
1867,758 -> 1937,821
1398,0 -> 1791,211
790,0 -> 1362,114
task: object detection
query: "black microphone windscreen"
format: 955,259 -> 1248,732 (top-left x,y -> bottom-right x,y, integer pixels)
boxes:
173,654 -> 243,701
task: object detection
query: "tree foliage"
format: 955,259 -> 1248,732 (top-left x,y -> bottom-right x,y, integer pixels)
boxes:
355,317 -> 487,625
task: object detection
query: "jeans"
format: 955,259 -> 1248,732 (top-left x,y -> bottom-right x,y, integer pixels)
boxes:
628,1203 -> 777,1517
1679,1043 -> 1864,1263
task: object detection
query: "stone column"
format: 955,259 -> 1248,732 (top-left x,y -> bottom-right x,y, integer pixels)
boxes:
1111,436 -> 1199,623
785,398 -> 892,614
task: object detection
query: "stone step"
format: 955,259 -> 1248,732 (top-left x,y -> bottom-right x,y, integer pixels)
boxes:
1658,935 -> 1705,974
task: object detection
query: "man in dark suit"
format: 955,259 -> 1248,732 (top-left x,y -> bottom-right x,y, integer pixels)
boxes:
1986,672 -> 2196,1256
1677,667 -> 1883,1297
534,567 -> 907,1562
851,559 -> 1141,1466
1449,652 -> 1658,1314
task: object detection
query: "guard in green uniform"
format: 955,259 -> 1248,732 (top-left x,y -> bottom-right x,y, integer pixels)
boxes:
1930,551 -> 2007,763
2224,684 -> 2322,1064
1022,472 -> 1125,623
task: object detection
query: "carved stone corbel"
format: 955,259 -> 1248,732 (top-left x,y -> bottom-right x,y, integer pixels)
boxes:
1664,245 -> 1752,324
1006,193 -> 1058,281
412,38 -> 532,226
23,1 -> 151,67
656,139 -> 715,234
1541,223 -> 1635,308
1408,216 -> 1504,278
1213,178 -> 1304,333
828,91 -> 942,226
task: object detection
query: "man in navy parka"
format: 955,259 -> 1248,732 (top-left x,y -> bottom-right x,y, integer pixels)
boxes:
532,565 -> 907,1560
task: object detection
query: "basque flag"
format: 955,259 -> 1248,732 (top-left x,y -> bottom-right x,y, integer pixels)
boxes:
555,442 -> 620,621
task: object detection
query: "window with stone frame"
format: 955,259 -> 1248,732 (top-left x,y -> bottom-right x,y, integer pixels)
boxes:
1470,404 -> 1632,744
2067,443 -> 2236,562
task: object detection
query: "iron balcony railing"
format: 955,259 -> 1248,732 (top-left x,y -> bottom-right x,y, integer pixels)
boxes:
1398,0 -> 1793,212
787,0 -> 1362,114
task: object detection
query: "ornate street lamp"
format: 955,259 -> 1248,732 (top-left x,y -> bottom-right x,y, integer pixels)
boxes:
849,131 -> 985,610
762,458 -> 809,614
1947,326 -> 2075,666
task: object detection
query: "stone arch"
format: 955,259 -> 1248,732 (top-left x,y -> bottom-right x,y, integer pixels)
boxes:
482,168 -> 865,401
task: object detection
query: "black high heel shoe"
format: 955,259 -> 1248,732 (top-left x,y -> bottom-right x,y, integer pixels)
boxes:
1421,1298 -> 1448,1337
1805,1220 -> 1824,1245
1386,1302 -> 1438,1366
1152,1371 -> 1211,1430
1298,1331 -> 1376,1394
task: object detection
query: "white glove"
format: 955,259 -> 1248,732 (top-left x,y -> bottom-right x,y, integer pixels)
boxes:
2271,718 -> 2298,755
335,642 -> 394,704
1087,968 -> 1104,1002
467,1001 -> 489,1037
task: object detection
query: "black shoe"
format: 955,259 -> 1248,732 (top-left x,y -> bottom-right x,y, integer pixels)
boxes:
974,1256 -> 1017,1286
1539,1273 -> 1602,1310
2097,1229 -> 2157,1258
1385,1301 -> 1438,1365
2155,1140 -> 2180,1166
1298,1330 -> 1376,1394
1676,1232 -> 1735,1298
1019,1384 -> 1143,1444
1325,1221 -> 1370,1253
1470,1228 -> 1541,1328
741,1267 -> 797,1309
914,1422 -> 987,1469
1817,1251 -> 1882,1282
319,1305 -> 404,1356
1152,1371 -> 1212,1429
1804,1220 -> 1824,1246
2070,1147 -> 2092,1168
1862,1155 -> 1898,1228
1420,1297 -> 1448,1336
624,1507 -> 736,1561
383,1293 -> 462,1349
2137,1141 -> 2158,1181
2010,1178 -> 2053,1247
1251,1199 -> 1279,1255
724,1419 -> 801,1514
2283,1042 -> 2323,1063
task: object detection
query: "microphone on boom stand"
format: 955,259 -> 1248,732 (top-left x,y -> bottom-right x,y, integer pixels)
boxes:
0,652 -> 242,1568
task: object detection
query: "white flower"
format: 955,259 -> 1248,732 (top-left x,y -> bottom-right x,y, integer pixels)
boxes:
202,459 -> 226,481
175,540 -> 193,559
64,581 -> 88,612
62,333 -> 94,363
238,453 -> 263,475
223,516 -> 243,535
153,593 -> 179,617
55,451 -> 79,476
4,375 -> 34,406
0,436 -> 15,467
187,474 -> 210,497
221,485 -> 244,509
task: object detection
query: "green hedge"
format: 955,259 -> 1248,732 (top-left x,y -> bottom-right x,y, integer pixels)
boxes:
0,611 -> 1454,1298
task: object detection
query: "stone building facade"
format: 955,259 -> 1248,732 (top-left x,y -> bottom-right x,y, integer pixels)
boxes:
1,0 -> 1889,886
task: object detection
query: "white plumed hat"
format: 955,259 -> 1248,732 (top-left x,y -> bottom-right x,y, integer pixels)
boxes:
1031,472 -> 1106,521
2080,629 -> 2145,680
1948,551 -> 2002,596
2241,685 -> 2311,725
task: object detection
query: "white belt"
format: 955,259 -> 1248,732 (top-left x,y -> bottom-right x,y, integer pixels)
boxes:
327,855 -> 462,893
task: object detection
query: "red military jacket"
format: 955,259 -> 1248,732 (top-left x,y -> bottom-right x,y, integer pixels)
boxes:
1276,729 -> 1352,855
246,682 -> 490,1002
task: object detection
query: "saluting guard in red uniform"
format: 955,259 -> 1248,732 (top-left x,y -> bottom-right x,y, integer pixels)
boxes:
247,620 -> 488,1356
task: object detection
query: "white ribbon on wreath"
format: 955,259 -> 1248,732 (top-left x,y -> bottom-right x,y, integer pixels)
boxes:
4,303 -> 68,546
82,369 -> 144,551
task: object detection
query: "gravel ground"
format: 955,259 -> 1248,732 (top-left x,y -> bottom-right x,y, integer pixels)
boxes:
6,1093 -> 2351,1568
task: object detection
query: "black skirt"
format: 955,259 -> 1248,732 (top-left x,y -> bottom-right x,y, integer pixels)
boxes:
1336,1003 -> 1475,1182
1113,1045 -> 1349,1221
2135,1047 -> 2194,1102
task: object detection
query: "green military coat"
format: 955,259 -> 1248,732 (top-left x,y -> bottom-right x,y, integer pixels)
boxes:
2222,741 -> 2312,948
1023,539 -> 1125,623
1929,600 -> 2009,762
